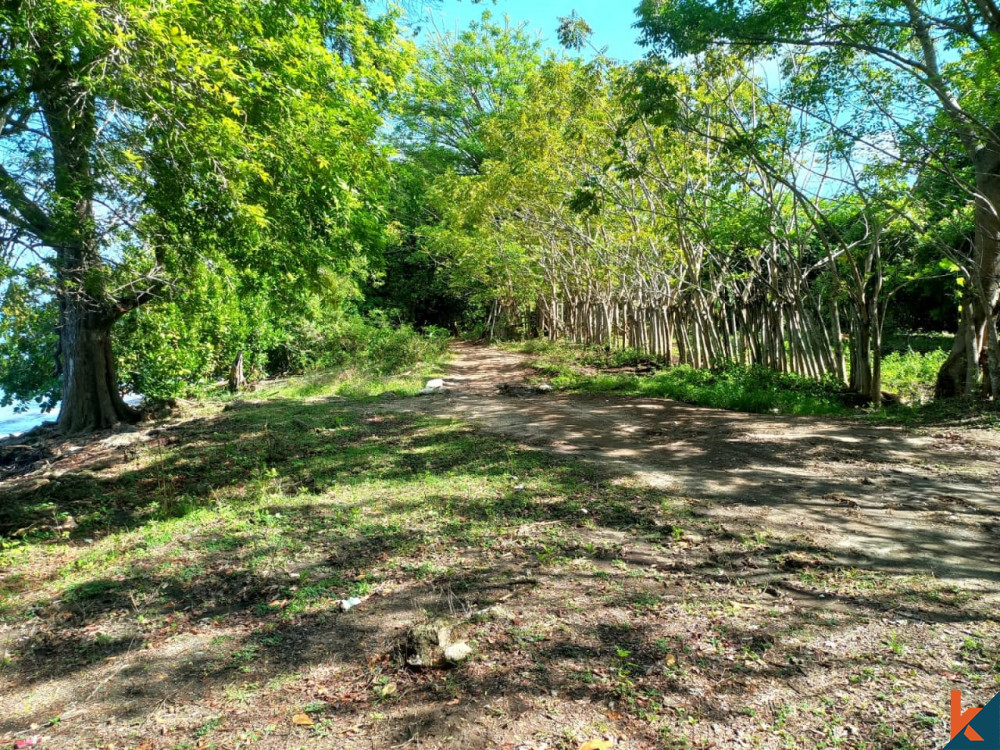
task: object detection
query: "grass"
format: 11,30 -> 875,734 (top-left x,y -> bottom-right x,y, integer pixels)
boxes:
504,339 -> 849,415
0,349 -> 997,748
503,335 -> 993,422
880,348 -> 949,404
551,364 -> 850,415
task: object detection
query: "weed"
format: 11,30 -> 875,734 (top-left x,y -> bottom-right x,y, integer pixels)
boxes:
194,717 -> 223,739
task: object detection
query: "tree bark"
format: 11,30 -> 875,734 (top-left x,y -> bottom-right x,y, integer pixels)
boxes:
936,138 -> 1000,398
41,59 -> 140,434
58,303 -> 139,434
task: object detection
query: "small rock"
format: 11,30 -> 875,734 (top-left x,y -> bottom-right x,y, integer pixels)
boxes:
418,379 -> 447,396
444,642 -> 473,663
340,596 -> 363,612
405,617 -> 474,668
472,604 -> 515,623
406,618 -> 454,667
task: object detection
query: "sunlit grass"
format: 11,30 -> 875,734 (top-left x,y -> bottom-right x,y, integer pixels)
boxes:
505,335 -> 967,418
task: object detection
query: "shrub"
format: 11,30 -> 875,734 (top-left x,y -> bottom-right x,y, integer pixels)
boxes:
881,349 -> 948,403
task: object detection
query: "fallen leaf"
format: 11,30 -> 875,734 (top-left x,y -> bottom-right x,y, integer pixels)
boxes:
292,713 -> 315,727
379,682 -> 398,698
579,741 -> 613,750
665,654 -> 677,667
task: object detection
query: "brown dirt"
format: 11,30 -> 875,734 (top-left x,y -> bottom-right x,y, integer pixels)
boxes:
395,342 -> 1000,588
1,344 -> 999,750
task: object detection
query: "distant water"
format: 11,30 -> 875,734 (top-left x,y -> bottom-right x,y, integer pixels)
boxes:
0,389 -> 144,439
0,392 -> 58,440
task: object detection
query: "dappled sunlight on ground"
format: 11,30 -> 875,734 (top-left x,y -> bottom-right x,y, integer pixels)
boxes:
0,346 -> 997,748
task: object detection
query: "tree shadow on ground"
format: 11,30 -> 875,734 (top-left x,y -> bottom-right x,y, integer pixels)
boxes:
0,394 -> 996,748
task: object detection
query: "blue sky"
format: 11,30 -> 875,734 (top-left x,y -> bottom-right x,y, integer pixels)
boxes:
412,1 -> 647,61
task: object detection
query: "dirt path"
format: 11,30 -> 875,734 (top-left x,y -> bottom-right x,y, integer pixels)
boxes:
3,345 -> 1000,749
393,342 -> 1000,588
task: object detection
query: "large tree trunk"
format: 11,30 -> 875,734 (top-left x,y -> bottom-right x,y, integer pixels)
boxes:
936,141 -> 1000,398
41,60 -> 139,434
58,302 -> 139,434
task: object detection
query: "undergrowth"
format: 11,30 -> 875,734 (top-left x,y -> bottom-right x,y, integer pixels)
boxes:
504,335 -> 967,418
231,327 -> 449,402
554,364 -> 850,415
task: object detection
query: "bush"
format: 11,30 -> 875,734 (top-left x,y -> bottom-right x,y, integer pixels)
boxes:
881,349 -> 948,403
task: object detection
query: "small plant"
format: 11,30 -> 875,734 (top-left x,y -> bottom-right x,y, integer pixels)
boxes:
194,717 -> 223,739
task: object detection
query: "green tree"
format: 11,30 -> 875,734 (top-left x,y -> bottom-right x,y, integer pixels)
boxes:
0,0 -> 408,433
637,0 -> 1000,397
395,11 -> 542,175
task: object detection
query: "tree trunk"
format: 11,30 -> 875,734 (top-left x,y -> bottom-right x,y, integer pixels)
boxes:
937,141 -> 1000,397
229,351 -> 246,393
39,62 -> 139,434
57,302 -> 139,434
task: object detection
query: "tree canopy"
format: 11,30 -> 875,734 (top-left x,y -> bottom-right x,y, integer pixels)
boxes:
0,0 -> 409,431
1,0 -> 998,433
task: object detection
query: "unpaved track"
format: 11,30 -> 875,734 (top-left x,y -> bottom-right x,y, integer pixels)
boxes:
393,343 -> 1000,587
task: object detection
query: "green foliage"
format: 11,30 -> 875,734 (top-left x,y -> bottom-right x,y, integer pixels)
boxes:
553,363 -> 850,415
395,11 -> 542,175
514,337 -> 958,414
0,0 -> 414,418
0,272 -> 59,411
881,349 -> 950,404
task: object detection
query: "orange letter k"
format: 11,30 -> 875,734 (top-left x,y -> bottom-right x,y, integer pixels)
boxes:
952,690 -> 985,741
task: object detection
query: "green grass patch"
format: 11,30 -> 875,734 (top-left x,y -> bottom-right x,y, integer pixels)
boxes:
506,336 -> 977,419
552,363 -> 850,415
881,348 -> 949,404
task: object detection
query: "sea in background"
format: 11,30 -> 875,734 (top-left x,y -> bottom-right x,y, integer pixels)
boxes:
0,391 -> 58,439
1,390 -> 145,439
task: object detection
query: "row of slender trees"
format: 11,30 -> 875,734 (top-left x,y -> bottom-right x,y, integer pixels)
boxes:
398,8 -> 996,404
3,0 -> 997,432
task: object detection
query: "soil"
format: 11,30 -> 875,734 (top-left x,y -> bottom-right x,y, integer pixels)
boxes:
1,343 -> 998,750
393,344 -> 1000,589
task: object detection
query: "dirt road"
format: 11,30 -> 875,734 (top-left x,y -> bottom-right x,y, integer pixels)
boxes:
395,343 -> 1000,587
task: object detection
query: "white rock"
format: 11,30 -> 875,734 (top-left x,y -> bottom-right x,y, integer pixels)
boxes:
340,596 -> 363,612
444,642 -> 473,663
419,379 -> 447,396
